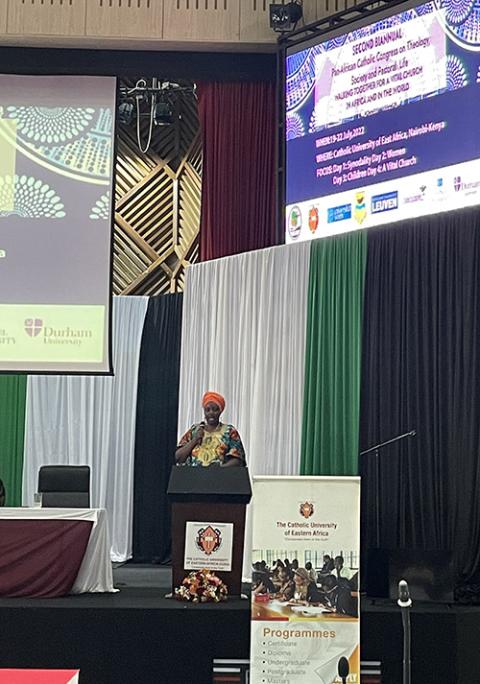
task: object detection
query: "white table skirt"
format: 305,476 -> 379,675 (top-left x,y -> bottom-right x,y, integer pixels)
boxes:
0,507 -> 116,594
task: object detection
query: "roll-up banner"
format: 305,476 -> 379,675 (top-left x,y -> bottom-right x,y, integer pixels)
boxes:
250,476 -> 360,684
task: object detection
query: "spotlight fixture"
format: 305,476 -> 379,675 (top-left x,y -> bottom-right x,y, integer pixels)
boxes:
269,1 -> 303,32
117,78 -> 196,152
117,99 -> 134,125
154,100 -> 174,127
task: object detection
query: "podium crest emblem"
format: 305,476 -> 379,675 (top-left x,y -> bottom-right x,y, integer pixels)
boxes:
196,525 -> 222,555
299,501 -> 314,519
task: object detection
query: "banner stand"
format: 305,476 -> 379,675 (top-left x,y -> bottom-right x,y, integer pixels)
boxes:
250,476 -> 360,684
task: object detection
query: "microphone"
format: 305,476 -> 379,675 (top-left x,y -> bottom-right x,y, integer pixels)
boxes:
338,656 -> 349,683
397,579 -> 412,608
398,579 -> 412,684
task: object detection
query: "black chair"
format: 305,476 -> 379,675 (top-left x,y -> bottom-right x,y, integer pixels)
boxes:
38,465 -> 90,508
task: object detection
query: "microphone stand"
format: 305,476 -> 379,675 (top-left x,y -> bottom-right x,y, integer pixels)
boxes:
360,430 -> 416,549
397,581 -> 412,684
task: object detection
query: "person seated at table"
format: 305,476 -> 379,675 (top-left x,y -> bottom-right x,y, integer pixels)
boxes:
271,559 -> 285,582
290,568 -> 323,604
349,571 -> 359,591
260,560 -> 270,573
291,558 -> 299,572
319,554 -> 335,575
305,561 -> 316,583
334,555 -> 356,587
252,570 -> 276,595
320,574 -> 358,617
0,478 -> 5,507
273,567 -> 295,601
175,391 -> 246,467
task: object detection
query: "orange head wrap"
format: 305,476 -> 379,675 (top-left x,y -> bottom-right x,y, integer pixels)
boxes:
202,391 -> 225,413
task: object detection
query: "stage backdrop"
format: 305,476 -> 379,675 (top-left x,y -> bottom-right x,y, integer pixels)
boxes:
2,208 -> 480,587
22,296 -> 148,562
178,235 -> 365,578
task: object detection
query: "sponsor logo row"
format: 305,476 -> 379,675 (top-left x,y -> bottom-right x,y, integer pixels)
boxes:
287,174 -> 480,239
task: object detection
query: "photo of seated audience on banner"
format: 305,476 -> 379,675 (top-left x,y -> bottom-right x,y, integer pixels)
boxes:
251,551 -> 358,620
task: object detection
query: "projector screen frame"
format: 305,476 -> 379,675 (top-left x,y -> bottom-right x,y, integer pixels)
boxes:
0,74 -> 118,376
277,0 -> 430,242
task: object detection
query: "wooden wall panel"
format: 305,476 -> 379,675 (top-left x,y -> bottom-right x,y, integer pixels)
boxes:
317,0 -> 361,20
163,0 -> 240,43
113,81 -> 201,295
86,0 -> 164,39
240,0 -> 272,44
7,0 -> 86,36
240,0 -> 318,43
0,2 -> 7,35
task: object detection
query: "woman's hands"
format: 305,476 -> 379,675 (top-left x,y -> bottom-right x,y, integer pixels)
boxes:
175,423 -> 205,464
193,424 -> 205,445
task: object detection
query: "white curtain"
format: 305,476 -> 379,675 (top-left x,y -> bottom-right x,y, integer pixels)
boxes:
178,242 -> 311,576
23,296 -> 148,563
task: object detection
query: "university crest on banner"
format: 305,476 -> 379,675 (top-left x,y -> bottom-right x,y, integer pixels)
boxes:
196,525 -> 222,556
299,501 -> 314,519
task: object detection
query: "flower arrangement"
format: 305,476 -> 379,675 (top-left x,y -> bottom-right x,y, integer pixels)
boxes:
174,569 -> 228,603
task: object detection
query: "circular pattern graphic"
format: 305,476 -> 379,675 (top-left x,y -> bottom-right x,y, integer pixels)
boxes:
434,0 -> 480,49
324,35 -> 347,51
436,0 -> 475,26
308,106 -> 323,134
286,52 -> 312,77
0,107 -> 113,183
0,175 -> 65,218
286,112 -> 305,140
89,192 -> 110,220
5,106 -> 95,145
286,45 -> 324,113
444,54 -> 469,88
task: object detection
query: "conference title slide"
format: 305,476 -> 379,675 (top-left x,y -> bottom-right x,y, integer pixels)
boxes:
285,2 -> 480,240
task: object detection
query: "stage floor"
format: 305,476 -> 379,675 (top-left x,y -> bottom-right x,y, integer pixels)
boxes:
1,565 -> 479,683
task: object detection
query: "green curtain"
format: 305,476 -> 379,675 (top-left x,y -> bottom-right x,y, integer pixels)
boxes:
300,232 -> 367,475
0,375 -> 27,505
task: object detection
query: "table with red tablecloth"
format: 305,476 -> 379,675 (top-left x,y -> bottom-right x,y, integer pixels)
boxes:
0,670 -> 79,683
0,508 -> 116,597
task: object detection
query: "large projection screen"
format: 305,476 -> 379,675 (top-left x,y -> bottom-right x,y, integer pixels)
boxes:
0,75 -> 115,373
285,1 -> 480,242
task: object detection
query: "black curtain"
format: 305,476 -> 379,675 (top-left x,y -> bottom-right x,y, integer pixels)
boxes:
132,294 -> 183,563
360,208 -> 480,586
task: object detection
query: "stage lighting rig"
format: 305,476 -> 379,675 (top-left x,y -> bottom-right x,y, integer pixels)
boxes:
117,78 -> 196,153
117,99 -> 135,126
269,1 -> 303,32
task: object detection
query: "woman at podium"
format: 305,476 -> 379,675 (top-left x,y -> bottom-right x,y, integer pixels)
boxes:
175,391 -> 245,467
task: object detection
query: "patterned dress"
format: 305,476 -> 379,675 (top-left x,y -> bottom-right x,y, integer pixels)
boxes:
177,423 -> 246,466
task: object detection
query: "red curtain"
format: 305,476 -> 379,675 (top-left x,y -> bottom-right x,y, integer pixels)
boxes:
198,81 -> 278,261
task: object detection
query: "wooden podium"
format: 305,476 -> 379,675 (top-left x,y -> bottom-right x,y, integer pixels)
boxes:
167,466 -> 252,596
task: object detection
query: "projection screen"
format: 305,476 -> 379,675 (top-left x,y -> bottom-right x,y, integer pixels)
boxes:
0,75 -> 115,373
285,0 -> 480,242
